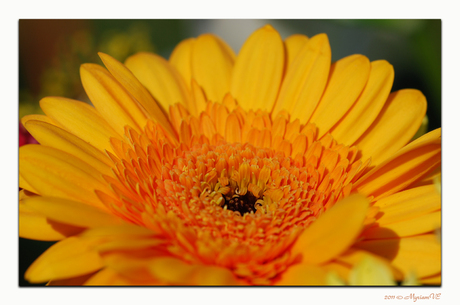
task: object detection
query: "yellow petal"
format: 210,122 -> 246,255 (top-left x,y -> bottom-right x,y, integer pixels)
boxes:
169,38 -> 195,88
284,34 -> 309,70
81,223 -> 155,239
309,54 -> 370,138
19,189 -> 36,201
19,144 -> 110,209
99,252 -> 163,282
21,114 -> 56,127
95,238 -> 165,254
19,202 -> 83,241
276,264 -> 327,285
323,261 -> 354,281
24,120 -> 113,177
191,34 -> 235,102
401,271 -> 420,286
84,268 -> 157,286
230,25 -> 284,112
22,196 -> 124,229
80,63 -> 149,134
40,96 -> 121,153
434,174 -> 441,194
353,128 -> 441,201
348,255 -> 396,285
273,33 -> 331,123
148,257 -> 240,285
124,52 -> 192,111
337,248 -> 403,281
410,164 -> 441,189
330,60 -> 394,145
419,273 -> 441,285
190,78 -> 208,116
25,236 -> 103,283
292,194 -> 369,264
47,273 -> 96,286
353,89 -> 427,165
412,115 -> 429,140
372,184 -> 440,225
354,234 -> 441,278
98,52 -> 175,136
19,172 -> 38,193
81,224 -> 160,257
364,211 -> 440,239
84,268 -> 133,285
325,270 -> 347,285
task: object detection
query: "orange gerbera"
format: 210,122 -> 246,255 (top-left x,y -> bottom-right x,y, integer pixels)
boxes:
19,25 -> 441,286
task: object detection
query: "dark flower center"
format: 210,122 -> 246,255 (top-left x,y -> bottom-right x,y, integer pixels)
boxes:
222,192 -> 259,215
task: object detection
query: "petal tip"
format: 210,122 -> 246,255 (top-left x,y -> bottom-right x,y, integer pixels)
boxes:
263,24 -> 276,31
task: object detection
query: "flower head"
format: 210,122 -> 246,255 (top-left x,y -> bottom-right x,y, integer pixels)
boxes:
19,24 -> 441,286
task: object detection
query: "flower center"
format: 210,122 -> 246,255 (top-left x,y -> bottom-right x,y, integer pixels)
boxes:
223,192 -> 258,215
97,102 -> 371,284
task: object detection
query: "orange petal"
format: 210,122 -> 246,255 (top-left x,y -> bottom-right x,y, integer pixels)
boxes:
80,63 -> 149,134
124,52 -> 192,111
24,120 -> 113,177
292,194 -> 369,264
330,60 -> 394,145
25,236 -> 104,283
191,34 -> 235,102
353,89 -> 427,165
354,233 -> 441,279
19,144 -> 110,209
98,52 -> 175,136
40,96 -> 121,153
273,33 -> 331,123
225,113 -> 241,143
310,54 -> 370,138
22,196 -> 124,229
230,25 -> 284,112
353,128 -> 441,201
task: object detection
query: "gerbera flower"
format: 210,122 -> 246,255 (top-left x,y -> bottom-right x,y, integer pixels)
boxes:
19,24 -> 441,286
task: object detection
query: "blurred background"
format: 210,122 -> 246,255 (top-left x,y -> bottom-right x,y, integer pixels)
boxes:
18,19 -> 441,286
